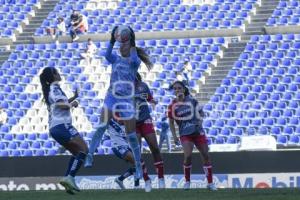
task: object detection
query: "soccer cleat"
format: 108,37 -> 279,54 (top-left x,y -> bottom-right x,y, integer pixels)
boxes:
73,36 -> 79,41
144,179 -> 152,192
207,183 -> 218,191
84,153 -> 93,168
158,178 -> 166,189
183,181 -> 190,190
59,176 -> 80,194
115,177 -> 125,189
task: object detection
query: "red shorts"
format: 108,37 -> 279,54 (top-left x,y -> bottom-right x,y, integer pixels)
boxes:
180,134 -> 208,147
136,118 -> 155,137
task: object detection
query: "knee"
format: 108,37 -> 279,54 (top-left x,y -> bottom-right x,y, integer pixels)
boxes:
151,146 -> 161,155
201,152 -> 210,163
184,155 -> 192,165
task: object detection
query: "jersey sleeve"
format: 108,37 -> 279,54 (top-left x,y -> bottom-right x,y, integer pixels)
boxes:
144,83 -> 153,102
194,99 -> 205,117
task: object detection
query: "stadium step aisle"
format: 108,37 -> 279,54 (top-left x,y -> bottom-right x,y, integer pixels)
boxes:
204,34 -> 300,147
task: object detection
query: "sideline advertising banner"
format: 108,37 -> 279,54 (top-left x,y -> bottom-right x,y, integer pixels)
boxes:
228,173 -> 300,188
0,175 -> 227,191
1,173 -> 300,191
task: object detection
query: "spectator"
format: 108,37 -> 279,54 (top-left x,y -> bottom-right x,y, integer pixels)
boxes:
158,116 -> 172,152
176,58 -> 192,86
56,17 -> 67,36
0,107 -> 7,128
80,38 -> 97,66
69,10 -> 88,42
182,58 -> 193,86
46,17 -> 66,42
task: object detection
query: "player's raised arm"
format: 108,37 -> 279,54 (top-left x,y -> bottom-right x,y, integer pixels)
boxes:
105,26 -> 118,63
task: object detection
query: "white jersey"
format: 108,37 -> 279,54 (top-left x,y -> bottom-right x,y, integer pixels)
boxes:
48,82 -> 72,129
106,119 -> 128,148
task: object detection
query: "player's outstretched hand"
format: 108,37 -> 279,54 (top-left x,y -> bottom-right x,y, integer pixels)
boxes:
110,26 -> 118,45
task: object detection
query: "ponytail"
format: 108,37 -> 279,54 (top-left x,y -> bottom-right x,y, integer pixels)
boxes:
136,47 -> 153,70
39,67 -> 55,106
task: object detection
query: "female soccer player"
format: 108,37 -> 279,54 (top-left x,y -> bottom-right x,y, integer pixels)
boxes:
85,26 -> 152,180
39,67 -> 88,194
135,73 -> 165,188
106,118 -> 152,192
168,81 -> 217,190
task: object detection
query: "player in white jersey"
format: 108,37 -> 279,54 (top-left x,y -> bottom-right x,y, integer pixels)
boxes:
105,118 -> 152,192
39,67 -> 88,194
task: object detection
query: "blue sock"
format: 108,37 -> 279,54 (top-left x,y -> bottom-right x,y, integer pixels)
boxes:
126,132 -> 141,172
69,152 -> 86,177
118,167 -> 135,181
65,156 -> 75,176
89,125 -> 107,154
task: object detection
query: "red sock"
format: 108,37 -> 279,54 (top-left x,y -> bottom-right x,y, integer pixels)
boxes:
203,164 -> 213,184
184,164 -> 191,182
154,161 -> 164,179
141,161 -> 150,181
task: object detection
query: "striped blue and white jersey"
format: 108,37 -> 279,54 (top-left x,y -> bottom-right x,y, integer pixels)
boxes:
48,82 -> 72,129
107,119 -> 128,148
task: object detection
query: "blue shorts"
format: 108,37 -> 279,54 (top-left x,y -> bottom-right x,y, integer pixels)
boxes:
112,145 -> 131,159
104,92 -> 135,119
50,123 -> 79,145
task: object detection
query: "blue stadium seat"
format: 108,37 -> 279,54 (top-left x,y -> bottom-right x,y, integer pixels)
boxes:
208,129 -> 218,136
23,150 -> 33,156
232,128 -> 243,136
277,135 -> 288,146
215,136 -> 226,144
34,149 -> 45,156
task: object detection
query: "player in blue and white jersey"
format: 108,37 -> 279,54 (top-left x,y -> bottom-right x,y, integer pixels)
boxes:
84,26 -> 153,181
39,67 -> 88,194
104,118 -> 152,192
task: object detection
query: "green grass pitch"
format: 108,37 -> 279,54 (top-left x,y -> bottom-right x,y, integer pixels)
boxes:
1,189 -> 300,200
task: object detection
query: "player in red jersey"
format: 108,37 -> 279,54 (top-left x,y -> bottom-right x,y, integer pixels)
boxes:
135,73 -> 165,188
168,81 -> 217,190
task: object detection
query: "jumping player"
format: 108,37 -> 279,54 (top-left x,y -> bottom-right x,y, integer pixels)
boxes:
39,67 -> 88,194
84,26 -> 152,181
168,81 -> 217,190
135,73 -> 165,188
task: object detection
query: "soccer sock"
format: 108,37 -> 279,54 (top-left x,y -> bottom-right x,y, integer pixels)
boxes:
126,132 -> 142,175
69,152 -> 86,177
118,167 -> 135,181
203,164 -> 213,184
65,156 -> 75,176
89,125 -> 107,155
184,164 -> 192,182
141,161 -> 150,181
134,179 -> 140,187
154,161 -> 164,179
